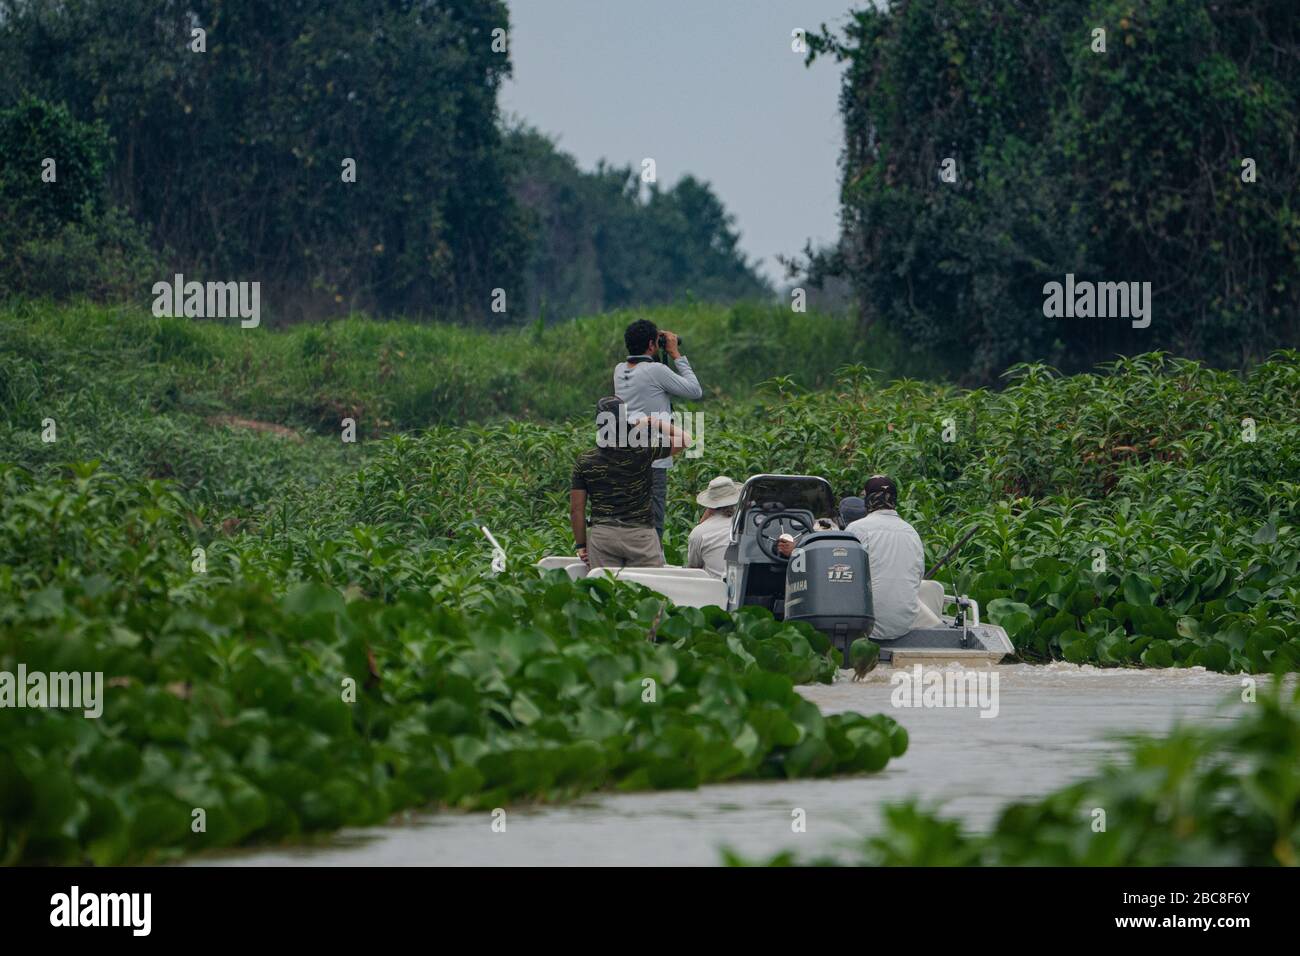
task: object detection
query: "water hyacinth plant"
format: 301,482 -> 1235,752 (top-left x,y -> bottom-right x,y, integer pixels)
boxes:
326,351 -> 1300,673
0,465 -> 905,864
3,304 -> 1299,866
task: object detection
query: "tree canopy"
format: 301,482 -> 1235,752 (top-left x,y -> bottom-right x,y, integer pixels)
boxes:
808,0 -> 1299,380
0,0 -> 769,323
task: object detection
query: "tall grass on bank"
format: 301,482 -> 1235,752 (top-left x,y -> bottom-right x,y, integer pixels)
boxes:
0,299 -> 913,436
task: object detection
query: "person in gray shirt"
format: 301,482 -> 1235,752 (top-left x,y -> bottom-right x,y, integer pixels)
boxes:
613,319 -> 703,539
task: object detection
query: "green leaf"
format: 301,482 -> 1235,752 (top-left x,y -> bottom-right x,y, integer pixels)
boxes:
509,693 -> 542,725
282,582 -> 346,617
1140,640 -> 1174,667
1251,521 -> 1277,544
1121,573 -> 1155,607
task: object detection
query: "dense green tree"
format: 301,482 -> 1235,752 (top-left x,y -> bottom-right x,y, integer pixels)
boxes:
0,95 -> 159,300
0,95 -> 109,232
505,124 -> 771,321
0,0 -> 526,323
808,0 -> 1299,380
0,2 -> 769,324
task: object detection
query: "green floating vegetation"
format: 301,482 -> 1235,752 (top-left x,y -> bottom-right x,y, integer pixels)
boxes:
0,465 -> 905,864
328,351 -> 1300,673
4,307 -> 1300,866
728,682 -> 1300,867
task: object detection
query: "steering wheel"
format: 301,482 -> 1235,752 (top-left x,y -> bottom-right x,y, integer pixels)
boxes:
755,511 -> 813,563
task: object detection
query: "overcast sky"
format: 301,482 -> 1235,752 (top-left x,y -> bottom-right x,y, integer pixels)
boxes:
500,0 -> 860,285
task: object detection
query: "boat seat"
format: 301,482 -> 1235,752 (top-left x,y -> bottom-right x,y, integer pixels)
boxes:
585,567 -> 728,609
599,565 -> 716,579
918,579 -> 944,618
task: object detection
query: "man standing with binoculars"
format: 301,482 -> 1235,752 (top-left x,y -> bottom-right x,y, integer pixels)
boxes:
614,319 -> 703,540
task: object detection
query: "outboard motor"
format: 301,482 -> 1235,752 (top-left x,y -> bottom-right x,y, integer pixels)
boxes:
784,532 -> 874,666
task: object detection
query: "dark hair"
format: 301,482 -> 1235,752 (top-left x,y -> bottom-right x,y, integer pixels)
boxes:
838,495 -> 867,526
862,475 -> 898,513
595,395 -> 626,422
624,318 -> 659,355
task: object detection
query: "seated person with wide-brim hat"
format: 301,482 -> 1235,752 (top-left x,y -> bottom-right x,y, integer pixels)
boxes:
686,475 -> 741,577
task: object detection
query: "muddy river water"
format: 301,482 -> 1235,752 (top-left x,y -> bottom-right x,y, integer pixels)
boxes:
199,663 -> 1253,866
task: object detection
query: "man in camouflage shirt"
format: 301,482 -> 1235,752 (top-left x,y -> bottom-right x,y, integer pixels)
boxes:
570,396 -> 692,568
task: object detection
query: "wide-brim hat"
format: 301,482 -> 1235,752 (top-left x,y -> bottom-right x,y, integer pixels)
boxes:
697,475 -> 741,508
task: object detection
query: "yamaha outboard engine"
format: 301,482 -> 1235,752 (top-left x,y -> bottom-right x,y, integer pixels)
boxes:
784,532 -> 874,666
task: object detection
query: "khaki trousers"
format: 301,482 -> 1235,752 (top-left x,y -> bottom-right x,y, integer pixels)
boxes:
588,524 -> 665,569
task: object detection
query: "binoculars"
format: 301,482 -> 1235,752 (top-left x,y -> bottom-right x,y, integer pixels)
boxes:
657,332 -> 682,350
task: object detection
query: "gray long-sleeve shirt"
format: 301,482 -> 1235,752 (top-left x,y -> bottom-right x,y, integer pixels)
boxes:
613,355 -> 702,469
687,512 -> 731,577
845,509 -> 925,641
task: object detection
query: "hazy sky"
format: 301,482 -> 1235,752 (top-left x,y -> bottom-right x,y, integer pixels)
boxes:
500,0 -> 860,285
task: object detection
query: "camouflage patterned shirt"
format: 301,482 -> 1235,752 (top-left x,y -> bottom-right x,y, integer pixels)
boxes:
572,443 -> 672,527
